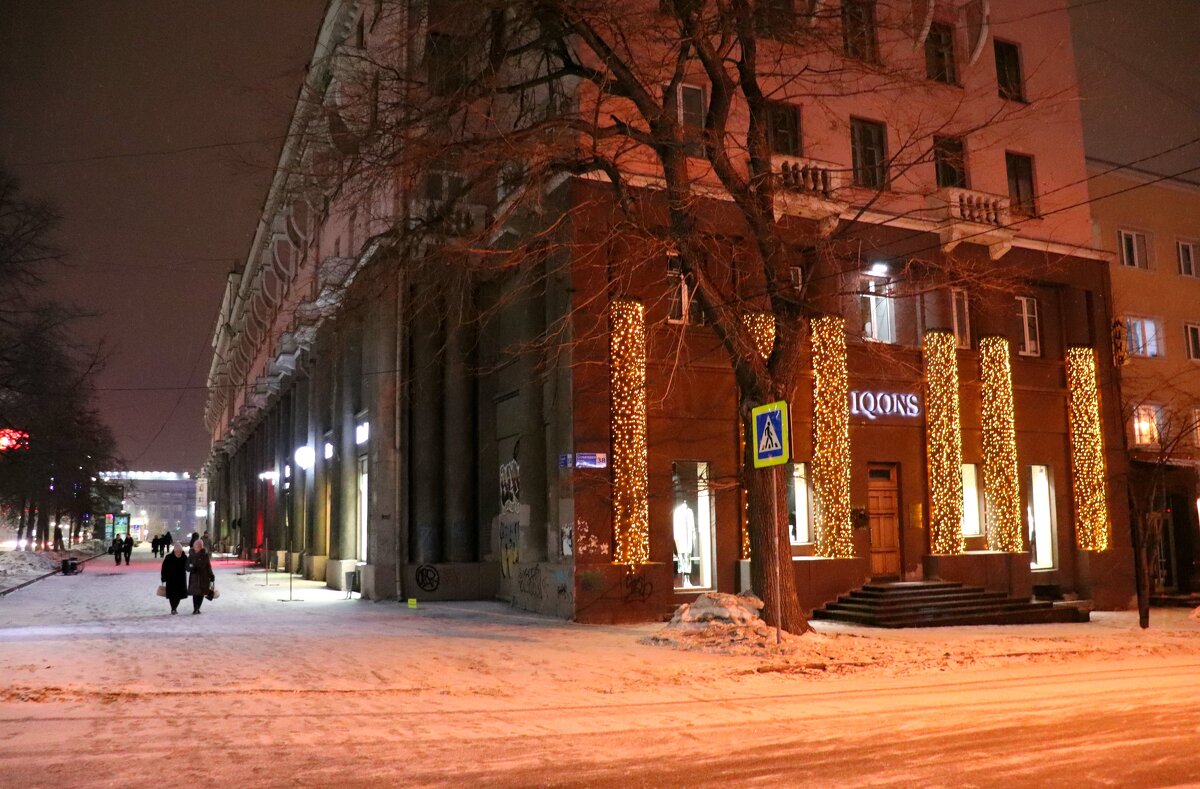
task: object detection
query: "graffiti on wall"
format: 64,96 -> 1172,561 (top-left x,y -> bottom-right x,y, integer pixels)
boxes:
573,518 -> 609,559
498,516 -> 520,578
415,564 -> 440,592
517,564 -> 545,600
622,572 -> 653,604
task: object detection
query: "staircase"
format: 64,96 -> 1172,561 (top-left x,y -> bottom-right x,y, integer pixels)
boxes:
813,581 -> 1088,628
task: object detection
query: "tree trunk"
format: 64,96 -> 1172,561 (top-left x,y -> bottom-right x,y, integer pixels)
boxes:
36,500 -> 50,552
1130,511 -> 1150,629
744,443 -> 809,634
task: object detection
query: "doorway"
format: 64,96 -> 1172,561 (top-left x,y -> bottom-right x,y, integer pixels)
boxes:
867,464 -> 901,578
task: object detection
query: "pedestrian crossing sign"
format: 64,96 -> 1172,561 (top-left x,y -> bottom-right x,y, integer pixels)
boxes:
751,400 -> 791,468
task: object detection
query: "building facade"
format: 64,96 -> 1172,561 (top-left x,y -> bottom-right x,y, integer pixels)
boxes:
202,0 -> 1134,620
98,472 -> 199,544
1088,163 -> 1200,595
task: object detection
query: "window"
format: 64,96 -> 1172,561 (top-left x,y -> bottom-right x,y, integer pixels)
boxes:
765,101 -> 802,157
842,1 -> 878,61
960,464 -> 982,538
667,253 -> 701,325
1133,404 -> 1164,446
934,136 -> 967,189
925,22 -> 957,84
755,0 -> 795,35
1027,465 -> 1055,570
1178,240 -> 1197,276
1118,230 -> 1150,269
423,170 -> 464,203
357,456 -> 369,563
1006,153 -> 1036,216
667,84 -> 706,157
950,288 -> 971,348
851,118 -> 888,188
1126,316 -> 1163,358
426,32 -> 468,96
1186,323 -> 1200,360
672,461 -> 714,590
787,463 -> 813,544
1016,296 -> 1040,356
1193,408 -> 1200,446
861,273 -> 896,343
994,39 -> 1025,101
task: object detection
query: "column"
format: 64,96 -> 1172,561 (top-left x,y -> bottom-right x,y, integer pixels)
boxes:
923,330 -> 964,555
410,283 -> 444,564
811,315 -> 853,558
979,337 -> 1022,552
443,280 -> 477,563
1066,347 -> 1111,551
609,299 -> 649,567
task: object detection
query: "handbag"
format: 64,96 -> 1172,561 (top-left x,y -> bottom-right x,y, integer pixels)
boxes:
206,585 -> 219,601
156,584 -> 166,598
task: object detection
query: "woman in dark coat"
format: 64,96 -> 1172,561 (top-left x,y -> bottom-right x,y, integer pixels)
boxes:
122,534 -> 134,564
111,536 -> 124,565
187,539 -> 215,614
160,543 -> 188,614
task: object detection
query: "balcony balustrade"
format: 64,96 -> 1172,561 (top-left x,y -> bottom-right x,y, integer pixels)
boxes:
927,187 -> 1014,260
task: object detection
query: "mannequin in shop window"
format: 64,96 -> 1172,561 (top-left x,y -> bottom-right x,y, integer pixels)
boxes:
673,501 -> 697,587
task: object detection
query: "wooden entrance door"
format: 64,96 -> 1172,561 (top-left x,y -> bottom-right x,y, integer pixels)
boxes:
867,464 -> 901,578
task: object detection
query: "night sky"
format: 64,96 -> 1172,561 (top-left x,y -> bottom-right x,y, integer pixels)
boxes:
0,1 -> 324,471
0,1 -> 1194,474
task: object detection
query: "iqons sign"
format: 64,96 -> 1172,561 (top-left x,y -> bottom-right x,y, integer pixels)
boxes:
850,390 -> 921,420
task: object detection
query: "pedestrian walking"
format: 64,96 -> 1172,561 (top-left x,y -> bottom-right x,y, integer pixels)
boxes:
52,525 -> 65,552
150,535 -> 158,558
122,534 -> 134,564
188,531 -> 199,550
111,536 -> 124,566
187,539 -> 215,615
160,543 -> 188,615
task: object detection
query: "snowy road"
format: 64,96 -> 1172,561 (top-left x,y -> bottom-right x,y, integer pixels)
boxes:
1,546 -> 1198,788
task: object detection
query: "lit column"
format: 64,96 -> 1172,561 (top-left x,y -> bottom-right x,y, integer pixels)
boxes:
924,330 -> 965,555
979,337 -> 1022,552
739,311 -> 776,560
1066,347 -> 1111,551
811,315 -> 852,558
609,299 -> 649,568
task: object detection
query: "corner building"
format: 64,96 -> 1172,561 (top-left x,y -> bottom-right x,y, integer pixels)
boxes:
202,0 -> 1134,620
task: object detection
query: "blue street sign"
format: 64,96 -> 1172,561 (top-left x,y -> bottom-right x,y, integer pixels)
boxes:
575,452 -> 608,469
751,401 -> 791,468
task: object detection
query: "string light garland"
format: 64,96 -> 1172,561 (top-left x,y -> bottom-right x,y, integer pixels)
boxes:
811,315 -> 853,558
979,337 -> 1023,552
924,330 -> 965,555
609,299 -> 650,567
1066,347 -> 1111,551
742,312 -> 776,360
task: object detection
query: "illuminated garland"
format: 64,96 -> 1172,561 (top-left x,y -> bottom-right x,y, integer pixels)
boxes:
609,299 -> 650,567
740,312 -> 775,561
742,312 -> 776,360
1066,347 -> 1111,551
979,337 -> 1023,552
811,315 -> 853,558
924,331 -> 965,554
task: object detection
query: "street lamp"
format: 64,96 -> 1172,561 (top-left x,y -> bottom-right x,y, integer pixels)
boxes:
294,445 -> 316,471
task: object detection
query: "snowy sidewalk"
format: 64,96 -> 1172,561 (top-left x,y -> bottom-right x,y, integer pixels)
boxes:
2,550 -> 1200,787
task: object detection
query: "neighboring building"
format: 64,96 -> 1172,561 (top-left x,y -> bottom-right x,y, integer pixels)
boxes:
202,1 -> 1133,620
100,472 -> 199,544
1087,163 -> 1200,594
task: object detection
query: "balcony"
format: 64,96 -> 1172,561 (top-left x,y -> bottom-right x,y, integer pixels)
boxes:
772,155 -> 847,236
927,187 -> 1014,260
409,198 -> 487,238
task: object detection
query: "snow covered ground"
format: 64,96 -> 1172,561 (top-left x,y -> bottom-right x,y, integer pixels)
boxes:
1,546 -> 1198,787
0,539 -> 107,593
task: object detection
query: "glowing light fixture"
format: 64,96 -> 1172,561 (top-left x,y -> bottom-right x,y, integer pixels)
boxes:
258,470 -> 278,483
294,445 -> 316,470
869,262 -> 889,277
924,330 -> 964,555
324,442 -> 334,460
811,315 -> 853,558
1066,347 -> 1111,551
609,298 -> 649,568
979,337 -> 1022,552
355,422 -> 370,445
194,507 -> 207,518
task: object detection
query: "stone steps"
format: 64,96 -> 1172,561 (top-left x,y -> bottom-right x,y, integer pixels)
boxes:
813,580 -> 1088,628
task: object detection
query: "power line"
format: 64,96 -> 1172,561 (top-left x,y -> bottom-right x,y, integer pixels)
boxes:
13,134 -> 293,168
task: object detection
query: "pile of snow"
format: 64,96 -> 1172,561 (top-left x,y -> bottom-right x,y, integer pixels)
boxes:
642,592 -> 807,655
0,550 -> 60,579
